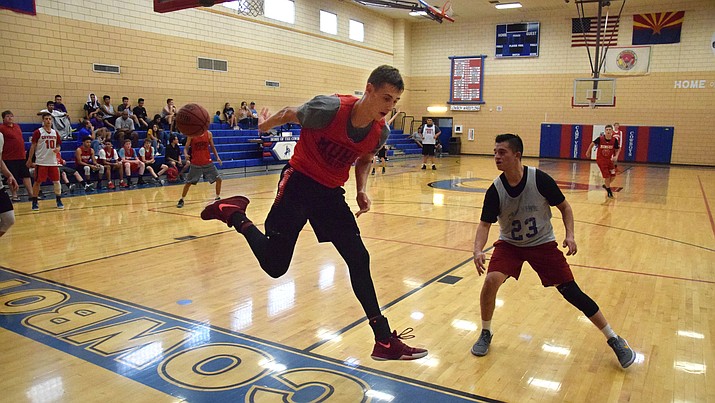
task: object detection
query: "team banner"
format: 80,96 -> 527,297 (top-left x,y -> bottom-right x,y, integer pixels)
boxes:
632,11 -> 685,45
603,46 -> 651,76
0,0 -> 36,15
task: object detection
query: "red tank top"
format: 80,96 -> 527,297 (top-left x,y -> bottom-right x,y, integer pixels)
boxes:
190,131 -> 212,165
79,147 -> 93,164
596,134 -> 617,162
290,95 -> 384,188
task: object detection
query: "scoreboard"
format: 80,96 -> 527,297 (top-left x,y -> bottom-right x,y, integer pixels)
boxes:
496,22 -> 540,58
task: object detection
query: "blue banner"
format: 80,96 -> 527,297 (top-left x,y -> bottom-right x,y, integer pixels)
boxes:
0,0 -> 36,15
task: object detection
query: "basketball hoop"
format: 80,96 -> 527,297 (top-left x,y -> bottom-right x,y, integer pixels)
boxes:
232,0 -> 263,17
587,97 -> 597,109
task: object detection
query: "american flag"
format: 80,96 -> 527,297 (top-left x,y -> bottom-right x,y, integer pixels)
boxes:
571,17 -> 619,47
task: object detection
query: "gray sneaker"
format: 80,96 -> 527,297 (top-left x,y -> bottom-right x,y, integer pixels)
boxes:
177,199 -> 184,208
471,329 -> 492,356
608,336 -> 636,368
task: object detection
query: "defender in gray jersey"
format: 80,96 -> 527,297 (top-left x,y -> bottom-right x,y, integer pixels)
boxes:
470,134 -> 635,369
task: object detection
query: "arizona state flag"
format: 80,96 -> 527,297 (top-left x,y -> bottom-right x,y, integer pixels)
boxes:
0,0 -> 36,15
632,11 -> 684,45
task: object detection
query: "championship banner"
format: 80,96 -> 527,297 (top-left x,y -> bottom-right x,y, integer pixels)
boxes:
603,46 -> 651,76
0,0 -> 36,15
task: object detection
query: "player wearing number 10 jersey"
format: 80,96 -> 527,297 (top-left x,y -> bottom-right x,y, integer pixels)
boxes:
470,133 -> 635,369
26,113 -> 63,211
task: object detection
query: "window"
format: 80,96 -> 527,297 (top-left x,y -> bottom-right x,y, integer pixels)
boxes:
264,0 -> 294,24
320,10 -> 337,35
349,19 -> 364,42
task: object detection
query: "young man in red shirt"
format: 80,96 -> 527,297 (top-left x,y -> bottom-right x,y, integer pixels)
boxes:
0,110 -> 34,202
586,124 -> 620,198
201,65 -> 427,361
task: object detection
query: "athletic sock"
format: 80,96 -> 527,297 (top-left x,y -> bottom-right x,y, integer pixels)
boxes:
482,320 -> 492,335
600,324 -> 617,340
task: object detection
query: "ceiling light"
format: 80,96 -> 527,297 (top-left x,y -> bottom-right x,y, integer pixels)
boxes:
495,2 -> 523,9
409,11 -> 428,17
427,105 -> 448,113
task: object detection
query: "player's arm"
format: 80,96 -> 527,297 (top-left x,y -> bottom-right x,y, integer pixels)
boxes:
26,137 -> 38,168
258,107 -> 299,133
585,141 -> 595,157
473,221 -> 493,275
0,158 -> 18,191
555,200 -> 577,256
354,152 -> 374,218
613,139 -> 621,161
208,131 -> 222,165
184,136 -> 192,162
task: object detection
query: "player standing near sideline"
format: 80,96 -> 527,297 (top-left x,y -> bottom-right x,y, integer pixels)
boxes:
26,113 -> 64,211
200,65 -> 427,361
417,118 -> 440,170
176,130 -> 222,208
585,124 -> 620,198
612,122 -> 623,169
471,133 -> 635,369
0,131 -> 18,236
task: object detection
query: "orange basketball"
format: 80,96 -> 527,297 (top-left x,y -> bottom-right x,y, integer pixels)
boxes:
176,103 -> 209,137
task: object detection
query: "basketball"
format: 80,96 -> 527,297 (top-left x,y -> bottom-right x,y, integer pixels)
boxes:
176,103 -> 209,137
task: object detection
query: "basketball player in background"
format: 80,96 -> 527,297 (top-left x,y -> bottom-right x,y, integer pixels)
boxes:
200,65 -> 428,361
0,131 -> 18,237
612,122 -> 623,169
417,118 -> 440,170
26,113 -> 64,210
585,124 -> 620,198
176,130 -> 222,208
372,109 -> 400,175
471,133 -> 635,369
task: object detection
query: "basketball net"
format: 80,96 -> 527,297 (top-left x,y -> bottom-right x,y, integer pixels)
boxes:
441,1 -> 453,18
587,97 -> 597,109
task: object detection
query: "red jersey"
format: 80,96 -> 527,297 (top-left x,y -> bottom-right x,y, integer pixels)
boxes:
78,146 -> 94,165
0,123 -> 25,160
290,95 -> 384,188
596,134 -> 619,163
55,151 -> 65,166
190,131 -> 212,165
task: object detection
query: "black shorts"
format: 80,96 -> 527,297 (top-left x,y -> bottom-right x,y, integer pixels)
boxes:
377,148 -> 386,159
5,160 -> 31,179
422,144 -> 436,156
0,188 -> 13,214
59,166 -> 77,176
265,164 -> 359,243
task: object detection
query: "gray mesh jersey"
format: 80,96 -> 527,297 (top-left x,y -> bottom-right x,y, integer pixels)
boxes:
495,166 -> 556,247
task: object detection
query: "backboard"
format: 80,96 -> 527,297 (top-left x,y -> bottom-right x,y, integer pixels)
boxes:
154,0 -> 230,13
572,78 -> 616,108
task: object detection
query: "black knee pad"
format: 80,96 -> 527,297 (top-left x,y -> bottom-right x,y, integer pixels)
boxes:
557,281 -> 599,318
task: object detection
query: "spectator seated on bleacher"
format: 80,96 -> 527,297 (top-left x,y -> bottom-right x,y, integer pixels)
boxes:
118,139 -> 146,186
98,140 -> 127,189
84,93 -> 106,130
117,96 -> 141,129
75,136 -> 104,189
114,110 -> 138,147
39,100 -> 73,140
132,98 -> 150,129
164,135 -> 188,182
161,99 -> 177,132
139,138 -> 167,185
237,101 -> 252,129
55,148 -> 93,192
145,123 -> 164,155
223,102 -> 237,129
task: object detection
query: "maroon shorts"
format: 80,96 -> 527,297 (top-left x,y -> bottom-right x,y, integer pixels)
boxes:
488,240 -> 574,287
34,165 -> 60,182
597,160 -> 616,178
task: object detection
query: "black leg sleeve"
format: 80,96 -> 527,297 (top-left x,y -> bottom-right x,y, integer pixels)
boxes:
331,233 -> 382,320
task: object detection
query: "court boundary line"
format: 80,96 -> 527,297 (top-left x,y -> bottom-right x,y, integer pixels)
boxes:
0,266 -> 501,403
697,175 -> 715,239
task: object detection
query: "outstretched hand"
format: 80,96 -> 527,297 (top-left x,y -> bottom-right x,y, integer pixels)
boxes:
258,107 -> 271,132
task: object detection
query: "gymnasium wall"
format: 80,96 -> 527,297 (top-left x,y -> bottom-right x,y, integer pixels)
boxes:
0,0 -> 403,127
408,0 -> 715,166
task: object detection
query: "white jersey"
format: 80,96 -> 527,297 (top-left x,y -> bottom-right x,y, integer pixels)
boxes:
421,125 -> 438,145
494,166 -> 556,247
32,127 -> 61,166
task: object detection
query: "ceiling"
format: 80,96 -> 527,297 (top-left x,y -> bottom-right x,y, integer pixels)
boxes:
352,0 -> 687,22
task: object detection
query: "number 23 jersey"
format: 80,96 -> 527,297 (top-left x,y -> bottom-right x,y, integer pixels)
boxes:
481,166 -> 565,247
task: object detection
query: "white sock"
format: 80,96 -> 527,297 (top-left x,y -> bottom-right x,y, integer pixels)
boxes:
600,324 -> 617,340
482,320 -> 492,334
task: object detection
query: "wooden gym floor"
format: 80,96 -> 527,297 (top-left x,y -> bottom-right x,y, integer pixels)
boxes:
0,155 -> 713,402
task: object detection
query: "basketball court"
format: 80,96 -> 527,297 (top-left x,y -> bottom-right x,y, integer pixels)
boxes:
1,155 -> 713,402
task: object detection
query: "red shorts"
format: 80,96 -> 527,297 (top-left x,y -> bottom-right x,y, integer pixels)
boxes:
488,240 -> 574,287
597,160 -> 616,178
34,165 -> 60,182
125,160 -> 142,172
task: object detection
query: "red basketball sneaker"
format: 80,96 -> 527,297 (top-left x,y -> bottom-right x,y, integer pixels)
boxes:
371,328 -> 428,361
201,195 -> 250,226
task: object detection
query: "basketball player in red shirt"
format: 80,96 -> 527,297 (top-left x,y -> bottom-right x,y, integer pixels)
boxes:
176,130 -> 222,208
0,131 -> 18,236
585,124 -> 620,198
26,113 -> 63,210
612,122 -> 623,169
201,65 -> 427,361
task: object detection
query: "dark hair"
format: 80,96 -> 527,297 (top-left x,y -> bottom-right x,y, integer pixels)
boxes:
103,95 -> 110,100
216,111 -> 220,115
153,114 -> 161,121
605,124 -> 613,129
144,137 -> 152,143
55,94 -> 62,99
122,96 -> 129,101
40,112 -> 52,119
81,136 -> 92,142
46,100 -> 54,106
495,133 -> 523,155
124,139 -> 132,144
1,110 -> 12,119
138,98 -> 144,102
367,65 -> 404,91
166,98 -> 173,103
169,135 -> 178,142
